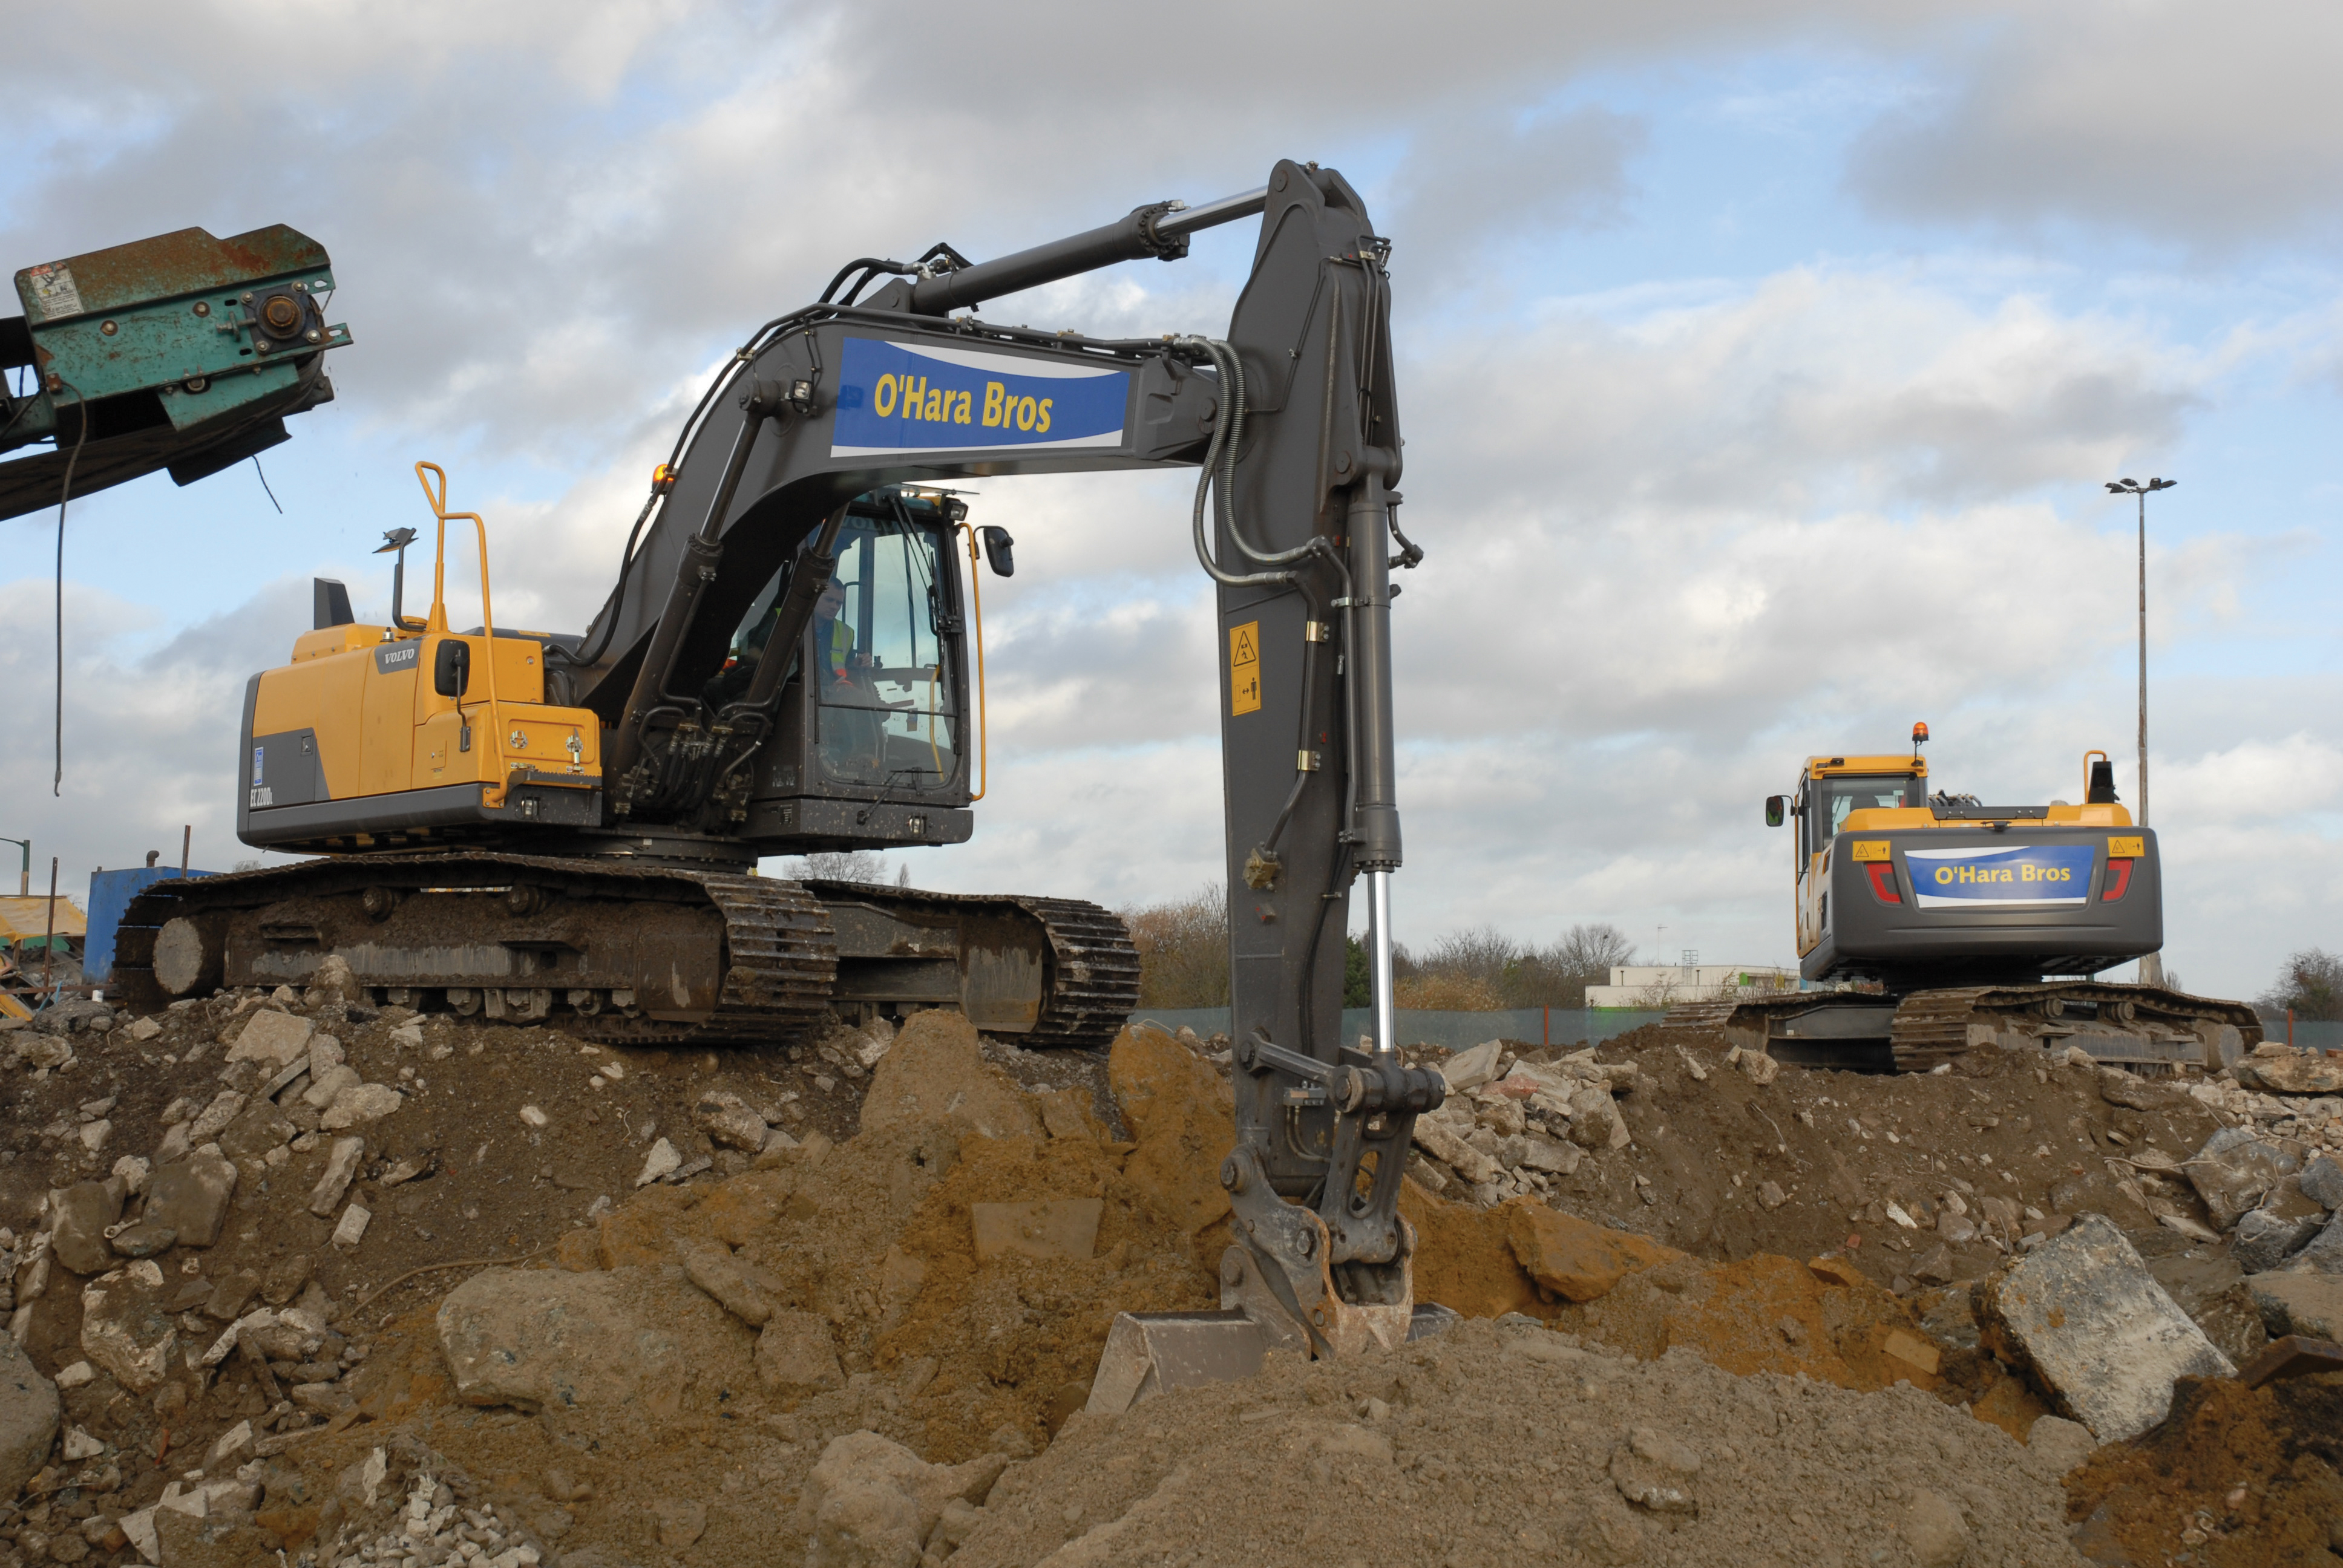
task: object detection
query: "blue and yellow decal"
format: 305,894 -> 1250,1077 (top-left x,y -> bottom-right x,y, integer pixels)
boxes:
831,338 -> 1129,457
1904,844 -> 2096,908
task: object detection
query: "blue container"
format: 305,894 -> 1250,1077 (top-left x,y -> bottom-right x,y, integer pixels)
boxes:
84,867 -> 217,986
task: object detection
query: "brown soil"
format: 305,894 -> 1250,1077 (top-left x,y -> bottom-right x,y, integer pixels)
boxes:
2063,1374 -> 2343,1567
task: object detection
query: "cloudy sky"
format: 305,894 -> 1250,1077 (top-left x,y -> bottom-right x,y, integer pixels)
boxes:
4,1 -> 2338,1001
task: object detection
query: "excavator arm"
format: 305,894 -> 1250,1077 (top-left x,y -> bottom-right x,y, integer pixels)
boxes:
563,158 -> 1446,1353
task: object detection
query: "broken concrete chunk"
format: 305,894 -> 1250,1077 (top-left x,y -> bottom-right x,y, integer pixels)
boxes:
301,1063 -> 360,1109
307,1138 -> 365,1218
1440,1040 -> 1506,1092
635,1138 -> 683,1187
799,1430 -> 1009,1568
47,1181 -> 125,1276
79,1261 -> 179,1393
142,1150 -> 238,1247
109,1222 -> 176,1258
1412,1120 -> 1499,1185
217,1097 -> 300,1164
0,1330 -> 61,1500
2184,1128 -> 2300,1232
757,1310 -> 845,1394
183,1089 -> 248,1144
303,954 -> 362,1007
205,1269 -> 262,1322
1567,1086 -> 1631,1151
2234,1047 -> 2343,1095
226,1009 -> 313,1070
2232,1206 -> 2324,1273
693,1091 -> 771,1153
2286,1209 -> 2343,1275
318,1082 -> 402,1129
331,1205 -> 372,1250
2244,1271 -> 2343,1341
437,1267 -> 706,1415
1977,1213 -> 2235,1442
970,1198 -> 1102,1263
126,1015 -> 162,1042
2299,1155 -> 2343,1212
2097,1068 -> 2172,1111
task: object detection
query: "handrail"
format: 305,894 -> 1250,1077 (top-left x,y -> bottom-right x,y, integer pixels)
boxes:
413,462 -> 510,806
957,521 -> 989,802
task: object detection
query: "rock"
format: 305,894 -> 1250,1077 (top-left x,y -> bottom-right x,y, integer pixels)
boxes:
1937,1212 -> 1978,1246
0,1330 -> 61,1498
2232,1206 -> 2323,1273
318,1083 -> 402,1129
206,1419 -> 254,1471
47,1181 -> 125,1275
2235,1047 -> 2343,1094
79,1261 -> 179,1393
331,1206 -> 372,1250
226,1010 -> 312,1070
51,1361 -> 93,1390
1440,1040 -> 1506,1092
301,1063 -> 359,1109
217,1097 -> 299,1164
799,1429 -> 1008,1568
1731,1047 -> 1781,1087
437,1267 -> 716,1417
153,1123 -> 192,1167
1567,1086 -> 1631,1151
657,1498 -> 709,1549
1976,1213 -> 2235,1442
1609,1426 -> 1700,1516
289,1381 -> 355,1416
678,1241 -> 776,1327
2287,1209 -> 2343,1275
1506,1203 -> 1683,1302
1910,1244 -> 1959,1285
2024,1415 -> 2098,1476
11,1033 -> 73,1069
142,1150 -> 238,1247
302,954 -> 361,1008
1413,1119 -> 1500,1186
110,1155 -> 150,1196
205,1270 -> 261,1322
183,1090 -> 248,1144
863,1010 -> 1042,1140
1107,1025 -> 1236,1236
757,1311 -> 845,1393
108,1223 -> 175,1258
76,1119 -> 112,1154
1514,1132 -> 1581,1175
2300,1155 -> 2343,1212
970,1199 -> 1103,1263
2097,1068 -> 2172,1111
260,1255 -> 312,1308
636,1138 -> 682,1187
2244,1271 -> 2343,1341
1755,1180 -> 1788,1211
126,1015 -> 162,1042
1899,1488 -> 1971,1568
2184,1127 -> 2299,1231
693,1091 -> 770,1153
307,1137 -> 365,1218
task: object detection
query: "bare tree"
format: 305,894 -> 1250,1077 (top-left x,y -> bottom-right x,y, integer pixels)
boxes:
1123,883 -> 1230,1008
2260,949 -> 2343,1022
782,850 -> 891,884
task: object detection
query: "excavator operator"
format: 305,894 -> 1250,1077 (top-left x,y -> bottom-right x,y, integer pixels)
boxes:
813,572 -> 885,777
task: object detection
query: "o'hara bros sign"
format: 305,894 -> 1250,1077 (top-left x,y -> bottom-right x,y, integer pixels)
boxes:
1904,844 -> 2097,908
831,338 -> 1129,457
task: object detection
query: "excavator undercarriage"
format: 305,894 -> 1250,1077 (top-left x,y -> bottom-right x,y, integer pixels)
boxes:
110,855 -> 1138,1050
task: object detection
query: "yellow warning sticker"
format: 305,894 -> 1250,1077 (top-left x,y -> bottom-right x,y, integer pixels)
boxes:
1228,621 -> 1260,716
1849,840 -> 1892,862
2106,836 -> 2145,859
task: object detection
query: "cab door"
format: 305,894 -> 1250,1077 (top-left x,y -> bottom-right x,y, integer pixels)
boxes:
1795,788 -> 1825,955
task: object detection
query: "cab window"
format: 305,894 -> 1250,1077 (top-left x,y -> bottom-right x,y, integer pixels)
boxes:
1809,775 -> 1919,851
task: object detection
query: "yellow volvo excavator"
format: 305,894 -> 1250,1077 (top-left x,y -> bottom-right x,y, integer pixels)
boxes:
1668,724 -> 2263,1072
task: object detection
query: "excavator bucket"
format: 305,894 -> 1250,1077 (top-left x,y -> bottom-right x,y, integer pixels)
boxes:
1085,1301 -> 1461,1414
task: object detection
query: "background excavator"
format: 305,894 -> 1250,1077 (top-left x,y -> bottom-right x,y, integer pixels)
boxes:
1668,724 -> 2263,1072
108,160 -> 1449,1362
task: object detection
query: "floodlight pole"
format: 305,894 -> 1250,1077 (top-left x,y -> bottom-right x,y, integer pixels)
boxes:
0,836 -> 27,897
2105,476 -> 2176,985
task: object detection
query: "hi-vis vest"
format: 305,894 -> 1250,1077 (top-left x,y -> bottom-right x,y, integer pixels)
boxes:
820,616 -> 854,684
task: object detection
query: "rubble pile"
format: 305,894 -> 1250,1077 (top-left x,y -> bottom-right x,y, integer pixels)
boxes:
0,983 -> 2336,1566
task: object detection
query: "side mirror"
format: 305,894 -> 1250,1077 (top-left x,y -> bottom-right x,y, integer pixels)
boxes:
434,638 -> 471,698
1765,795 -> 1786,828
979,525 -> 1015,578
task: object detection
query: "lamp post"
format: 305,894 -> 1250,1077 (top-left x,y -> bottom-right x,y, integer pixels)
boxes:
0,835 -> 27,897
2105,475 -> 2175,985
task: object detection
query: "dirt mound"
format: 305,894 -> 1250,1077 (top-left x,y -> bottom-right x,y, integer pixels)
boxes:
2063,1374 -> 2343,1567
951,1316 -> 2085,1568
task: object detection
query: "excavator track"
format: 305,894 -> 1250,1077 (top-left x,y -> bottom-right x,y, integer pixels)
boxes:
1664,983 -> 2263,1075
113,854 -> 1138,1050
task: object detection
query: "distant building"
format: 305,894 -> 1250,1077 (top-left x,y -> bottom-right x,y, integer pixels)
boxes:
1584,963 -> 1799,1009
